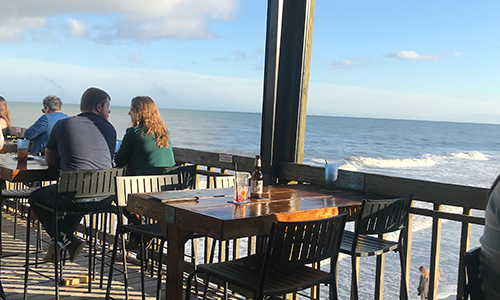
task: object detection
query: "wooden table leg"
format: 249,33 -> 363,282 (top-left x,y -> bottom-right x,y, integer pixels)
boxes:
165,224 -> 190,300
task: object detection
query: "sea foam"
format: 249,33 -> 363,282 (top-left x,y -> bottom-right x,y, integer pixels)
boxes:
446,151 -> 488,160
347,156 -> 437,168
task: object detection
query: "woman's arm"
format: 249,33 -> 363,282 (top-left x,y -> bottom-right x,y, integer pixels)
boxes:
114,128 -> 135,167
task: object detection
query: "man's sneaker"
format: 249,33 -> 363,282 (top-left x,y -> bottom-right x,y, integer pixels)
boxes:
67,238 -> 86,262
43,242 -> 55,263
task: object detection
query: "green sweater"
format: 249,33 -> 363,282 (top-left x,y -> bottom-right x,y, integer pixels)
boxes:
115,126 -> 175,175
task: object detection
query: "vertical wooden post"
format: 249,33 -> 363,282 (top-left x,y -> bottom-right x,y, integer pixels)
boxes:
375,236 -> 386,300
260,0 -> 315,183
457,207 -> 472,300
429,204 -> 443,300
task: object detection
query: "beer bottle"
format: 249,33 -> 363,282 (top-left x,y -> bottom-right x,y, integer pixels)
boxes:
250,155 -> 264,198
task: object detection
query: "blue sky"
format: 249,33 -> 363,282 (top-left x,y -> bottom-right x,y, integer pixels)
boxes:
0,0 -> 499,124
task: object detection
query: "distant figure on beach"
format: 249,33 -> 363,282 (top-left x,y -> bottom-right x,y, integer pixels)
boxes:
0,96 -> 11,129
418,266 -> 429,299
24,95 -> 69,154
115,96 -> 175,175
480,174 -> 500,299
29,87 -> 116,263
417,266 -> 444,299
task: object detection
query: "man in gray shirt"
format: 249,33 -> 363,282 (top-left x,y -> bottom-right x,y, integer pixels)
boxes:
29,87 -> 116,262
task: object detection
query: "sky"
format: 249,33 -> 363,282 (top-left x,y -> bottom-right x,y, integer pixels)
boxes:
0,0 -> 499,124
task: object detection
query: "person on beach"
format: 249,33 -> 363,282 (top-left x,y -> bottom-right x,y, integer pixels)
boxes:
479,174 -> 500,299
114,96 -> 175,250
24,95 -> 69,154
114,96 -> 175,175
418,266 -> 429,300
28,87 -> 116,263
0,96 -> 11,130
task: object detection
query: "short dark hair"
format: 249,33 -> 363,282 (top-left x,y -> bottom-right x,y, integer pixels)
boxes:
80,87 -> 110,112
43,95 -> 62,111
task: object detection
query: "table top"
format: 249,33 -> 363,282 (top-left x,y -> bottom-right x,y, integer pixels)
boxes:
0,154 -> 58,182
128,186 -> 363,240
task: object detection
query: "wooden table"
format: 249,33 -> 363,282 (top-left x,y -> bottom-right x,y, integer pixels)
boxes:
127,185 -> 364,300
0,154 -> 58,183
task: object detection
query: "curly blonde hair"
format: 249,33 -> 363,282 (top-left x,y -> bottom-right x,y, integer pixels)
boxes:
130,96 -> 169,148
0,96 -> 11,127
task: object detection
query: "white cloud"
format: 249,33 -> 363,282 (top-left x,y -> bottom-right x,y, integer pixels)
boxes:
0,0 -> 238,42
386,50 -> 438,61
0,17 -> 45,42
67,18 -> 87,37
128,53 -> 143,66
330,59 -> 355,69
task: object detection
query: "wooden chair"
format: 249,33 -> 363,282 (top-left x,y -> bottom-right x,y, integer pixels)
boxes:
143,165 -> 197,190
105,174 -> 182,300
464,247 -> 484,300
23,168 -> 123,300
339,196 -> 412,300
186,212 -> 348,300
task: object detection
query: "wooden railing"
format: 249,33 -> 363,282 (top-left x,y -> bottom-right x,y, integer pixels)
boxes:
3,147 -> 487,300
174,148 -> 488,300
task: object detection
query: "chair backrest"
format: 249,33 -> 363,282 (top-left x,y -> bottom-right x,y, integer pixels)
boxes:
57,168 -> 124,199
143,165 -> 197,190
115,174 -> 180,207
464,247 -> 484,300
264,212 -> 348,269
213,175 -> 235,188
356,196 -> 412,235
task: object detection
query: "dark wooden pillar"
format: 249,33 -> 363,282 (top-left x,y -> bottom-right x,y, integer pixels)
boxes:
260,0 -> 315,183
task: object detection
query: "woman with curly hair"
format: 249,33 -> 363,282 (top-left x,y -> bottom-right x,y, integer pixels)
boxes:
115,96 -> 175,175
0,96 -> 12,129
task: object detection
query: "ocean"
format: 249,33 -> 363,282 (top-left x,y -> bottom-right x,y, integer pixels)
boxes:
8,101 -> 499,299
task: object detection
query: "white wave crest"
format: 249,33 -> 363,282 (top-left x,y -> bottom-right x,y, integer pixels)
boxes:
348,156 -> 437,168
447,151 -> 488,161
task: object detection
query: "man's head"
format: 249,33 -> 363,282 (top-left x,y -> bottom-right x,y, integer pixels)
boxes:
80,87 -> 111,120
42,95 -> 62,113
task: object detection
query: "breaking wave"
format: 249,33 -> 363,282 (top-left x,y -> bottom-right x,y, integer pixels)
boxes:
446,151 -> 488,160
348,156 -> 437,168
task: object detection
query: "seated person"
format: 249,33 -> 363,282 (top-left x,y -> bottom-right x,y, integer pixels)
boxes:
24,95 -> 69,154
29,87 -> 116,262
480,174 -> 500,299
115,96 -> 175,175
0,96 -> 11,130
114,96 -> 175,250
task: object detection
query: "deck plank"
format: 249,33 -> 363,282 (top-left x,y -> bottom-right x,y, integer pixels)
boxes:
0,211 -> 243,300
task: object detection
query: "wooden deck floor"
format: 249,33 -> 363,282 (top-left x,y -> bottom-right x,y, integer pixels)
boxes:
0,211 -> 244,300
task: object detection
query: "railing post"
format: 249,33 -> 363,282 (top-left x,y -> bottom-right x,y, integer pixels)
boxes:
374,234 -> 386,300
457,207 -> 472,300
429,204 -> 443,300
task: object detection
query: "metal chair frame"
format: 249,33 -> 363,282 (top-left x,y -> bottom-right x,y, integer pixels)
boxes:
339,196 -> 412,300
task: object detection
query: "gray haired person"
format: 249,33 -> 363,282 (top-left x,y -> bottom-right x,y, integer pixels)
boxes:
24,95 -> 69,154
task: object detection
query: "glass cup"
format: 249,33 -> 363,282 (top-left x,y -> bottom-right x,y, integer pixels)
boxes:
325,161 -> 339,187
233,172 -> 250,204
17,139 -> 30,163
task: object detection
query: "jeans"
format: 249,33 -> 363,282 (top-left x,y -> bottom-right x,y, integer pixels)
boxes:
29,184 -> 115,247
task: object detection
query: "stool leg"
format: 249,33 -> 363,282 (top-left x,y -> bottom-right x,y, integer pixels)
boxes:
23,207 -> 32,300
100,213 -> 109,289
140,235 -> 146,300
14,198 -> 18,239
156,239 -> 166,300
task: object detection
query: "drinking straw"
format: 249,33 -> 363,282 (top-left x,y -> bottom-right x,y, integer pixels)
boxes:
234,162 -> 238,202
